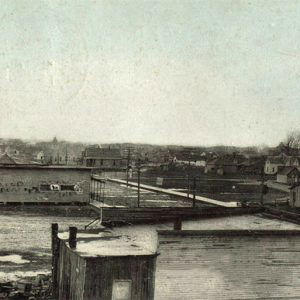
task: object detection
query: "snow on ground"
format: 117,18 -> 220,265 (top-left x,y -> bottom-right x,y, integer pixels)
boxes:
0,270 -> 50,283
0,255 -> 30,264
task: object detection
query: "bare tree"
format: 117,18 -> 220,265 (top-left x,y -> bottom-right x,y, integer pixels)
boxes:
285,130 -> 300,155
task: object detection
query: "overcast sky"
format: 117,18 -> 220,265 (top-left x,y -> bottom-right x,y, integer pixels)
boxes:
0,0 -> 299,146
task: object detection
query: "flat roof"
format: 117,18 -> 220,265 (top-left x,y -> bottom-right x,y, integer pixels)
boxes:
58,230 -> 157,257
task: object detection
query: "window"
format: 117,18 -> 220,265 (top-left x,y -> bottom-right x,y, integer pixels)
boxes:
112,280 -> 132,300
113,160 -> 116,166
101,159 -> 103,165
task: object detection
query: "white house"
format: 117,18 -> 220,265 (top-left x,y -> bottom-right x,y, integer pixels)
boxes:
264,156 -> 285,175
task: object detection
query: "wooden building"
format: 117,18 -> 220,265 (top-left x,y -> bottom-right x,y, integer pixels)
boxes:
82,146 -> 124,169
53,226 -> 158,300
276,166 -> 300,185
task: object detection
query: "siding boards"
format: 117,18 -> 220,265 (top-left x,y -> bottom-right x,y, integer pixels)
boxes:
57,243 -> 86,300
84,255 -> 157,300
155,235 -> 300,300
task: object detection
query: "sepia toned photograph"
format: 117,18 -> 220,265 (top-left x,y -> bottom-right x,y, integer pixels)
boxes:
0,0 -> 300,299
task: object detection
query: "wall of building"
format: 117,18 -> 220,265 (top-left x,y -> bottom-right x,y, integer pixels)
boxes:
57,241 -> 86,300
155,233 -> 300,299
83,255 -> 157,300
0,167 -> 91,203
265,163 -> 282,174
277,174 -> 288,184
84,158 -> 124,168
289,186 -> 300,207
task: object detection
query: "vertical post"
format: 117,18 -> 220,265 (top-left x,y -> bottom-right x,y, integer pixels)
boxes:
97,181 -> 100,201
137,159 -> 141,208
260,167 -> 265,206
69,227 -> 77,249
192,177 -> 196,208
174,217 -> 182,230
187,175 -> 190,199
126,148 -> 131,187
99,181 -> 102,202
89,175 -> 92,202
51,223 -> 59,298
102,181 -> 105,203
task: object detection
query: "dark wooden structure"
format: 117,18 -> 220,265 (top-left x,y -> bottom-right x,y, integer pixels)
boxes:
89,206 -> 263,226
52,226 -> 158,300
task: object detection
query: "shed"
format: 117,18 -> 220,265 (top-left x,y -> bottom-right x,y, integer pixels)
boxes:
53,227 -> 158,300
276,166 -> 300,185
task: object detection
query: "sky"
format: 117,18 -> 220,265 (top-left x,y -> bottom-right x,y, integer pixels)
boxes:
0,0 -> 299,147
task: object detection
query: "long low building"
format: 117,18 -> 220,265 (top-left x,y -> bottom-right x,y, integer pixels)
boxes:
82,146 -> 125,169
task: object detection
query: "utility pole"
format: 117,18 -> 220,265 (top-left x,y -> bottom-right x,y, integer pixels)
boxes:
260,166 -> 265,206
192,177 -> 196,208
187,174 -> 190,199
137,158 -> 141,208
126,148 -> 131,187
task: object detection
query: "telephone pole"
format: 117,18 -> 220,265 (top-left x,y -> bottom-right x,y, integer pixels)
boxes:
126,148 -> 131,187
192,177 -> 196,208
260,166 -> 265,206
137,158 -> 141,208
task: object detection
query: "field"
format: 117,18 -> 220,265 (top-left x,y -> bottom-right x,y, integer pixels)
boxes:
128,172 -> 287,205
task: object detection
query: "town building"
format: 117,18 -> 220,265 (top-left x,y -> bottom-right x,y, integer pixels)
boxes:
276,166 -> 300,185
264,156 -> 286,175
82,146 -> 124,168
205,154 -> 245,175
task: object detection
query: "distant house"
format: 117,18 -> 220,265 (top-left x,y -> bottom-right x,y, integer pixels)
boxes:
173,154 -> 206,167
239,157 -> 265,175
205,154 -> 245,175
264,156 -> 286,175
276,166 -> 300,185
35,150 -> 45,162
82,146 -> 124,168
0,153 -> 17,165
285,156 -> 300,168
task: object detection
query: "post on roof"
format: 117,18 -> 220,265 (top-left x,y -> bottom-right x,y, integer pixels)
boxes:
174,216 -> 182,230
69,227 -> 77,249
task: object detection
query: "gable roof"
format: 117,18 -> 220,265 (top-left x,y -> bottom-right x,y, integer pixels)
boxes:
277,166 -> 299,176
267,156 -> 286,164
84,147 -> 122,159
207,154 -> 245,166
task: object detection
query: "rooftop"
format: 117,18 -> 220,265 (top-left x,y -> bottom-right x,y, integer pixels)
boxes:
83,147 -> 122,159
58,229 -> 157,257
